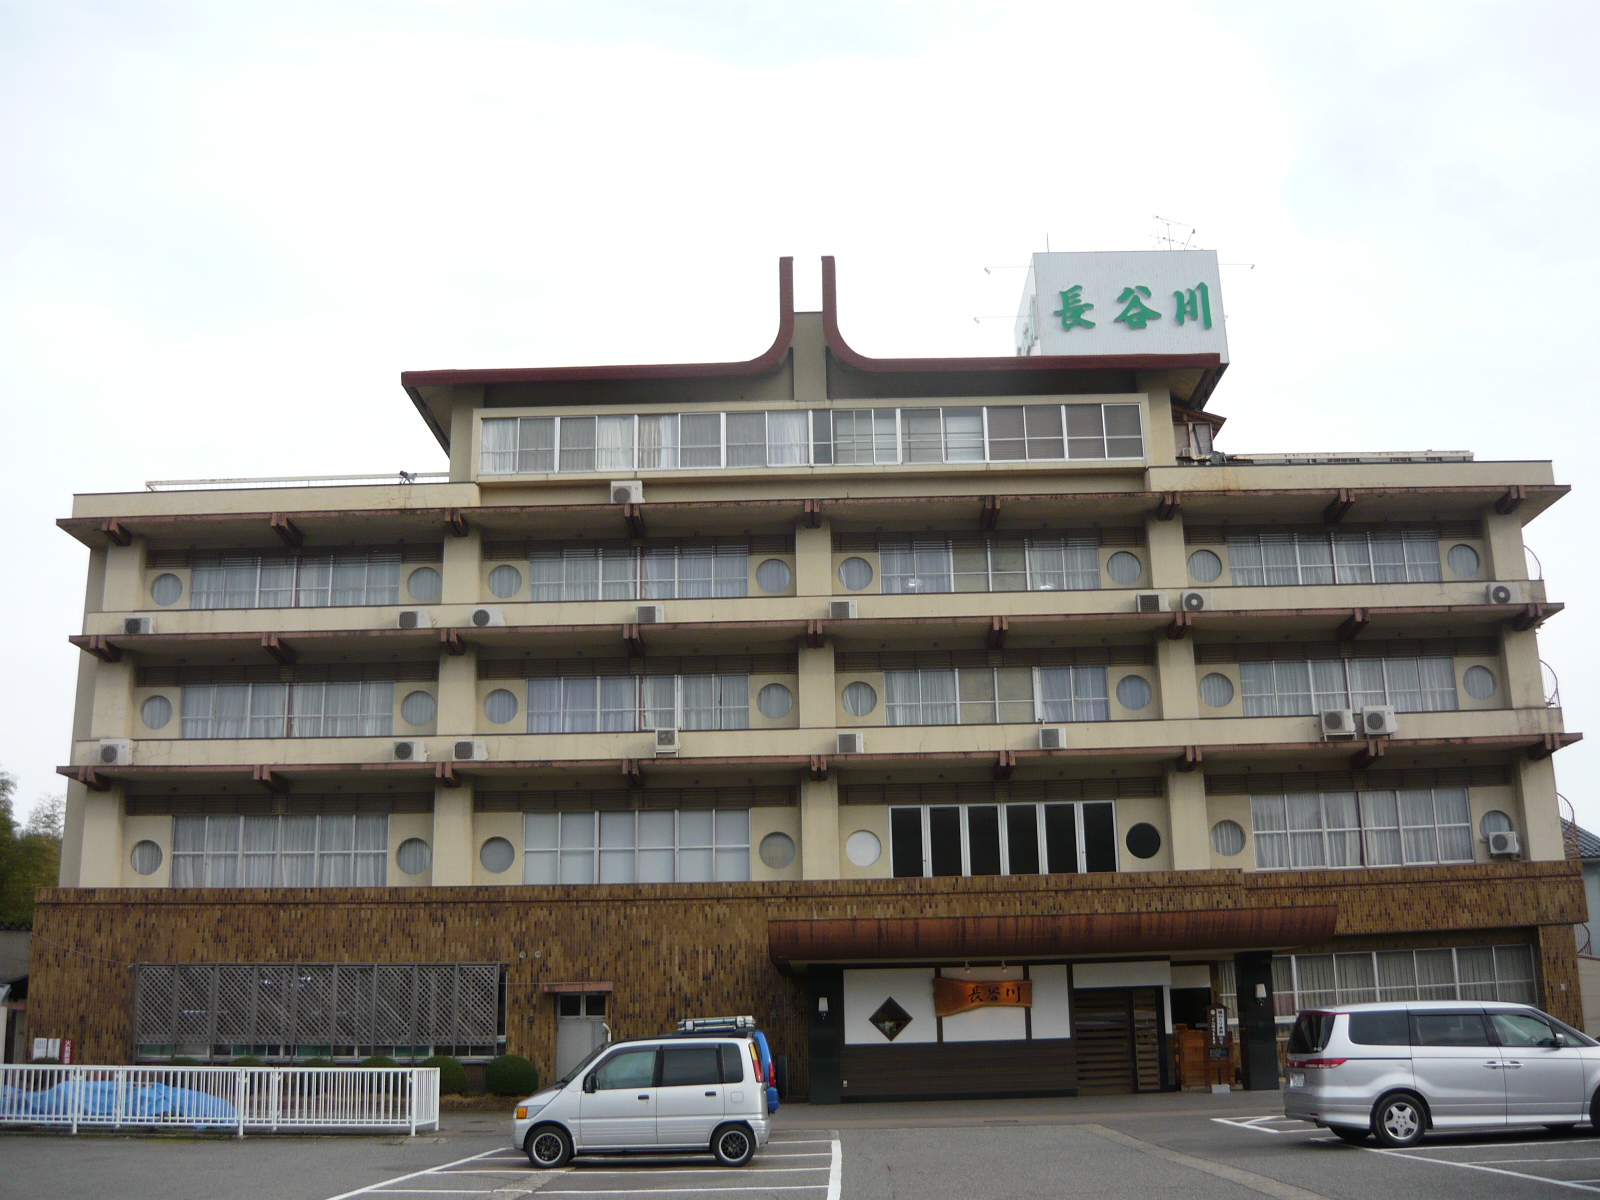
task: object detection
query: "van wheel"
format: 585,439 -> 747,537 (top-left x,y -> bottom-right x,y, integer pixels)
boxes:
526,1124 -> 573,1168
1331,1126 -> 1371,1143
712,1122 -> 755,1167
1372,1094 -> 1426,1148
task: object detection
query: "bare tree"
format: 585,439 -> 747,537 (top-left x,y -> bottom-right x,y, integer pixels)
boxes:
23,794 -> 64,843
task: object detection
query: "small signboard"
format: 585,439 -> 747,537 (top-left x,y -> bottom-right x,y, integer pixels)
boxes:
934,977 -> 1033,1018
31,1037 -> 61,1062
1208,1004 -> 1229,1047
61,1038 -> 75,1065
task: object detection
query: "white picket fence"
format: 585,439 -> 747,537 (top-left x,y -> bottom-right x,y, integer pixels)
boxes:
0,1065 -> 440,1136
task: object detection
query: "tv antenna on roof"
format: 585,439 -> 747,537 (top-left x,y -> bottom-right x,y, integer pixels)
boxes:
1153,216 -> 1196,250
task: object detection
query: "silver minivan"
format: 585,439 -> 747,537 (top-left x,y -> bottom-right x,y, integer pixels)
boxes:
512,1031 -> 772,1168
1283,1000 -> 1600,1146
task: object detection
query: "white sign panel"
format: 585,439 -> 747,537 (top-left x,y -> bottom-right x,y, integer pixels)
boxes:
1015,250 -> 1228,362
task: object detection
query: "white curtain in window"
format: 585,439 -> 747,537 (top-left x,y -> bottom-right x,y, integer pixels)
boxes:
559,811 -> 595,883
1332,531 -> 1373,583
1415,948 -> 1458,999
323,682 -> 364,737
1251,796 -> 1289,869
714,548 -> 748,598
317,815 -> 354,887
279,815 -> 317,886
205,815 -> 240,886
599,677 -> 638,732
641,676 -> 675,730
1323,792 -> 1362,867
678,810 -> 715,881
884,670 -> 919,726
766,410 -> 808,466
678,548 -> 715,599
213,685 -> 249,739
481,418 -> 517,473
920,670 -> 958,725
563,549 -> 600,602
258,559 -> 296,607
529,552 -> 564,601
601,550 -> 636,600
595,415 -> 635,471
1309,660 -> 1348,711
1296,535 -> 1335,585
296,557 -> 332,607
1376,950 -> 1419,1000
598,811 -> 637,883
1385,658 -> 1424,713
248,683 -> 287,739
171,815 -> 206,886
1359,791 -> 1402,866
638,413 -> 678,470
523,812 -> 559,883
558,416 -> 597,472
1397,789 -> 1440,863
1418,658 -> 1459,712
1433,788 -> 1473,862
516,417 -> 556,472
1457,946 -> 1497,1000
1286,794 -> 1326,868
527,678 -> 561,733
680,675 -> 717,730
717,674 -> 750,729
330,557 -> 368,607
354,814 -> 388,886
637,810 -> 675,882
563,677 -> 598,733
1346,659 -> 1387,710
240,815 -> 278,887
1335,952 -> 1378,1004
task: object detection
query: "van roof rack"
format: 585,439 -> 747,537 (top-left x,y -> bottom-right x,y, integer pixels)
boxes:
676,1015 -> 756,1034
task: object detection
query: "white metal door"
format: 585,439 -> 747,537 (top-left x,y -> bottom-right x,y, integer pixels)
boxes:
555,993 -> 610,1080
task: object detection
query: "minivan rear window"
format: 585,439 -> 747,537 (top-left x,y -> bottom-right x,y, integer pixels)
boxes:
1348,1011 -> 1410,1046
1413,1013 -> 1490,1047
1288,1012 -> 1335,1054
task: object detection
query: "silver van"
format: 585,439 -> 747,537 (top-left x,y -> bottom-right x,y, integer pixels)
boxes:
1283,1000 -> 1600,1146
512,1028 -> 772,1168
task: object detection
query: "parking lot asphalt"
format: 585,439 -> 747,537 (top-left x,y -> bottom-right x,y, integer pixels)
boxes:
9,1091 -> 1600,1199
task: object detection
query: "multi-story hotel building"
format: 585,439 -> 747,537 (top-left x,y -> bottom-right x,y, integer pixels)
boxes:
33,254 -> 1584,1100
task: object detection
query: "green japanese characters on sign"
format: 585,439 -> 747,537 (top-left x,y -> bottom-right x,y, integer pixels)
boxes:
1114,285 -> 1161,330
1052,285 -> 1095,331
1049,282 -> 1215,333
1173,282 -> 1212,329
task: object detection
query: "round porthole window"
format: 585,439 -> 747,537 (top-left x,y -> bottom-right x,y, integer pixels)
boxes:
1125,822 -> 1162,860
758,832 -> 796,869
1199,673 -> 1235,708
479,837 -> 515,874
755,559 -> 793,593
401,690 -> 437,726
140,695 -> 173,730
1115,675 -> 1152,711
1106,552 -> 1143,586
838,557 -> 874,590
845,830 -> 882,867
1463,665 -> 1497,700
1187,549 -> 1223,583
1480,809 -> 1513,836
757,683 -> 794,720
396,837 -> 433,875
487,564 -> 523,599
483,689 -> 519,724
1210,820 -> 1246,857
842,681 -> 878,717
1447,544 -> 1481,578
407,567 -> 442,603
150,573 -> 183,606
130,840 -> 163,876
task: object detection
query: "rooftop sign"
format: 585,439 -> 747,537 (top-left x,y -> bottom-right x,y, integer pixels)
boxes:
1014,250 -> 1228,362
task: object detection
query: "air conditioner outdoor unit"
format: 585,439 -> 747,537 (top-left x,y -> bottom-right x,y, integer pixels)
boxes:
1487,830 -> 1522,858
1134,593 -> 1167,614
610,480 -> 644,505
452,739 -> 487,761
836,732 -> 865,755
392,740 -> 427,762
470,607 -> 505,628
397,609 -> 432,630
1319,708 -> 1358,739
829,600 -> 858,620
654,727 -> 680,756
123,616 -> 154,635
1178,590 -> 1209,613
97,739 -> 132,766
1360,705 -> 1399,736
1486,582 -> 1521,605
1038,727 -> 1067,750
637,604 -> 665,625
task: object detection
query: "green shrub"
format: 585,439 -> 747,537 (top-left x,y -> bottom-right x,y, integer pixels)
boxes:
359,1055 -> 399,1069
301,1057 -> 335,1068
168,1056 -> 201,1066
422,1054 -> 467,1095
230,1055 -> 266,1067
485,1054 -> 539,1097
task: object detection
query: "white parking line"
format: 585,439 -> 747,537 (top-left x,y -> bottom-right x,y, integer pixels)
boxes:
323,1150 -> 518,1200
1212,1116 -> 1309,1134
826,1133 -> 842,1200
536,1190 -> 826,1196
1367,1146 -> 1600,1192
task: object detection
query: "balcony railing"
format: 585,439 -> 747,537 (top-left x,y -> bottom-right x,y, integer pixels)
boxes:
144,472 -> 449,492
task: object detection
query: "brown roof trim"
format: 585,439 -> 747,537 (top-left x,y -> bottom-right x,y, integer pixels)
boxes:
819,255 -> 1225,381
767,906 -> 1339,971
400,258 -> 796,393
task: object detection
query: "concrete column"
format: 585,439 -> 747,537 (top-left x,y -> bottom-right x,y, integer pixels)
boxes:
431,781 -> 475,886
89,659 -> 136,741
436,647 -> 479,736
791,312 -> 827,403
1483,512 -> 1530,581
59,779 -> 89,886
1166,766 -> 1210,870
441,527 -> 483,606
797,641 -> 836,733
795,517 -> 832,601
1502,628 -> 1546,710
1134,369 -> 1178,466
1154,636 -> 1199,721
102,539 -> 147,613
1145,515 -> 1188,591
800,777 -> 840,880
446,386 -> 484,482
1518,754 -> 1564,862
1234,951 -> 1279,1090
805,965 -> 843,1104
78,786 -> 126,887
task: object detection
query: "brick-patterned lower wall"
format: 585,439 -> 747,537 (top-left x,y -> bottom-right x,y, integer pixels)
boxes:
28,861 -> 1584,1094
1537,923 -> 1583,1027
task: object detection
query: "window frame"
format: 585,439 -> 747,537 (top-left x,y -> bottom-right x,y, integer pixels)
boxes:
520,808 -> 751,885
1250,786 -> 1475,870
888,800 -> 1118,877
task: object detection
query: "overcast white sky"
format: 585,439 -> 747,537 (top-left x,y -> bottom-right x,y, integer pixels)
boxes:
4,1 -> 1599,830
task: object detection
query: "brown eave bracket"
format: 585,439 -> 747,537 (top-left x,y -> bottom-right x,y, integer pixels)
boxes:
1157,492 -> 1181,521
994,750 -> 1016,780
1512,604 -> 1550,632
261,633 -> 296,665
1351,738 -> 1386,769
435,762 -> 460,787
270,513 -> 304,548
1337,609 -> 1369,641
806,620 -> 826,649
980,496 -> 1001,531
252,765 -> 290,794
622,759 -> 643,787
809,755 -> 829,781
100,518 -> 132,547
623,503 -> 646,538
441,629 -> 465,655
68,767 -> 113,792
1496,485 -> 1527,515
623,623 -> 645,657
1323,489 -> 1355,524
81,635 -> 122,663
1167,610 -> 1192,640
802,499 -> 822,529
986,616 -> 1009,650
1177,745 -> 1204,772
446,508 -> 470,537
1528,733 -> 1581,761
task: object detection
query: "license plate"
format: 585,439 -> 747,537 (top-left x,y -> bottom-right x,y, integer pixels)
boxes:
1288,1073 -> 1306,1089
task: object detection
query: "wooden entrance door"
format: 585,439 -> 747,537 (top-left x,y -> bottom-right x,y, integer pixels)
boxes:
1072,987 -> 1163,1094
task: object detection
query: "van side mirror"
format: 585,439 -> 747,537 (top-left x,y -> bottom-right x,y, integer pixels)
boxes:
583,1073 -> 597,1093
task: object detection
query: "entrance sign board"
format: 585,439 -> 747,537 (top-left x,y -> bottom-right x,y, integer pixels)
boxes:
1015,250 -> 1229,362
933,977 -> 1033,1018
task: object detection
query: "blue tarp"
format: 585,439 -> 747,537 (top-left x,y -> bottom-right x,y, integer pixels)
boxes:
0,1081 -> 237,1124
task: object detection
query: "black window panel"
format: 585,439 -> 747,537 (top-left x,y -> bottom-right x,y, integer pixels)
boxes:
1043,803 -> 1078,874
660,1046 -> 721,1087
1005,805 -> 1040,874
891,808 -> 925,877
557,994 -> 582,1017
1082,802 -> 1117,872
585,994 -> 607,1017
1412,1013 -> 1491,1047
929,807 -> 963,876
810,410 -> 833,465
967,806 -> 1001,876
1024,405 -> 1064,459
719,1043 -> 745,1084
986,407 -> 1026,461
1348,1011 -> 1410,1046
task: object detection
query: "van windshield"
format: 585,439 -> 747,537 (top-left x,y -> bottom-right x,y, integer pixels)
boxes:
1288,1012 -> 1335,1054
